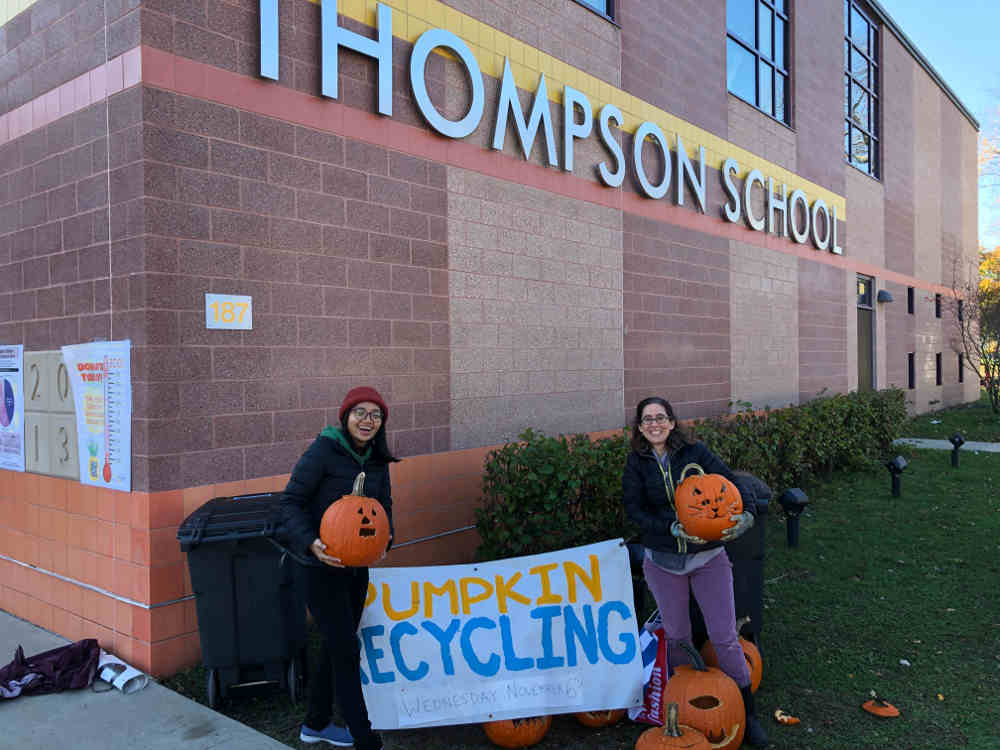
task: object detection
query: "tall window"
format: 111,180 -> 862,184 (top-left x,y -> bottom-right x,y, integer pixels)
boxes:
574,0 -> 613,19
845,1 -> 879,176
727,0 -> 789,123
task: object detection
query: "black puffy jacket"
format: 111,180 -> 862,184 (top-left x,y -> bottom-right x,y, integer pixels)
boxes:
280,428 -> 394,563
622,441 -> 758,555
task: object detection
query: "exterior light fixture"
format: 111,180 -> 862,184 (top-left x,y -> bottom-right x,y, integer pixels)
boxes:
876,289 -> 893,303
777,488 -> 809,548
886,455 -> 907,497
949,432 -> 965,468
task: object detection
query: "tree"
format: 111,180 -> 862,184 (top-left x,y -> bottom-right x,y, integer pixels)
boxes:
950,254 -> 1000,414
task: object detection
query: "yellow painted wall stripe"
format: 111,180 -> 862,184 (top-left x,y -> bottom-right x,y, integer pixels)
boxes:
326,0 -> 847,218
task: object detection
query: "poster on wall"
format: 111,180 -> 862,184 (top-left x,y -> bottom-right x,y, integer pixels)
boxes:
0,344 -> 25,472
61,340 -> 131,492
360,539 -> 644,729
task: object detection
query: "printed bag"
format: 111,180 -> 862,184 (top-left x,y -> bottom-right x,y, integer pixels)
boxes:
628,610 -> 667,726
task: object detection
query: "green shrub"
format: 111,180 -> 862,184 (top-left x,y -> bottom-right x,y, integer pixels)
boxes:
475,388 -> 907,559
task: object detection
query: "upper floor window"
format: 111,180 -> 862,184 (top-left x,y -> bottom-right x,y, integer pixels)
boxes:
574,0 -> 613,20
845,1 -> 879,176
726,0 -> 789,123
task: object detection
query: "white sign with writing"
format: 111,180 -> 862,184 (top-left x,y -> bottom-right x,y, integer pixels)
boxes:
360,539 -> 644,729
0,344 -> 25,472
61,340 -> 132,492
205,294 -> 253,330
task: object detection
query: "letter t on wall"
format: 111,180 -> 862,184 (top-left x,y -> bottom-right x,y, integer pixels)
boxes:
321,1 -> 394,115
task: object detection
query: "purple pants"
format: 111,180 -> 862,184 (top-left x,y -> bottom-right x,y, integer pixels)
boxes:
642,551 -> 750,688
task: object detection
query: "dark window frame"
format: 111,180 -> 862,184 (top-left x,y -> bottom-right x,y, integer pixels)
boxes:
935,352 -> 942,386
958,354 -> 964,383
907,287 -> 914,314
958,299 -> 964,321
907,352 -> 915,389
727,0 -> 791,124
571,0 -> 616,23
935,293 -> 942,318
844,0 -> 880,177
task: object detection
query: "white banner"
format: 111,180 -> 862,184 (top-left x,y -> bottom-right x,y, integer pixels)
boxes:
0,344 -> 25,472
61,341 -> 131,492
360,539 -> 645,729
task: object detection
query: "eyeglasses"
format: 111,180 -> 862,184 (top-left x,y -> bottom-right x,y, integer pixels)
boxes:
350,408 -> 383,423
640,414 -> 670,425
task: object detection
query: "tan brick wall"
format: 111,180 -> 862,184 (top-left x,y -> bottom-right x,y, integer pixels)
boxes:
729,240 -> 798,410
726,97 -> 797,173
446,167 -> 623,448
846,271 -> 858,392
845,168 -> 885,267
913,67 -> 942,286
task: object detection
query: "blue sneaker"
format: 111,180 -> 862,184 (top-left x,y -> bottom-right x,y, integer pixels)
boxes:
299,723 -> 354,746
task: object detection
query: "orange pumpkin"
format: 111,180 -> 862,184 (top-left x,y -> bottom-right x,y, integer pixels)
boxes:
318,472 -> 390,566
482,715 -> 552,748
574,709 -> 626,728
861,691 -> 900,718
674,464 -> 742,542
635,703 -> 712,750
665,642 -> 745,750
700,617 -> 762,693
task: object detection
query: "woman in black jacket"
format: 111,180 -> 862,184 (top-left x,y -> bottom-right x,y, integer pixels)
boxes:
623,396 -> 767,748
281,386 -> 397,750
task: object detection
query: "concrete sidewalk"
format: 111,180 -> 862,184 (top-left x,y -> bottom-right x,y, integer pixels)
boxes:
894,437 -> 1000,452
0,609 -> 291,749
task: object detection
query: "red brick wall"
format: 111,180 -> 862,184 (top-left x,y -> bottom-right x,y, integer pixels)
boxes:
797,258 -> 848,402
881,32 -> 915,277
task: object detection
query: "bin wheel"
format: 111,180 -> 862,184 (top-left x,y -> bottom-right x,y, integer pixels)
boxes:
288,658 -> 301,704
206,668 -> 220,709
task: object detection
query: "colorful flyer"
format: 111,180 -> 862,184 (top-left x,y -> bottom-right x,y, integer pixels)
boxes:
0,344 -> 25,472
61,341 -> 132,492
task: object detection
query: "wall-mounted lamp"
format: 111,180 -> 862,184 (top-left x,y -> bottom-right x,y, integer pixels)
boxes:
777,488 -> 809,548
876,289 -> 894,303
886,455 -> 908,497
949,432 -> 965,468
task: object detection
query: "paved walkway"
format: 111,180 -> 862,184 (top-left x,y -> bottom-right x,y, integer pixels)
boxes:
893,437 -> 1000,453
0,610 -> 291,749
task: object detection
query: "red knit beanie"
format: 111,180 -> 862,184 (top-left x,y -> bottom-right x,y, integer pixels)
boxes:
339,386 -> 388,422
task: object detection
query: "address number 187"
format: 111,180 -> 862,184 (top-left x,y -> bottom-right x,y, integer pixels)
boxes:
205,294 -> 253,330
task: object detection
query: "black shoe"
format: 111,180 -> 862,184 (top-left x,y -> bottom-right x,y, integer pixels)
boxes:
740,685 -> 769,748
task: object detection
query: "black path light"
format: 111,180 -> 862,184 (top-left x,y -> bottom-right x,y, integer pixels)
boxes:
886,455 -> 907,497
777,488 -> 809,548
949,432 -> 965,468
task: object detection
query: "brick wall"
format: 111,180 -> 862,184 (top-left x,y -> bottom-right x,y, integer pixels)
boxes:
726,96 -> 796,173
797,257 -> 847,402
881,31 -> 915,277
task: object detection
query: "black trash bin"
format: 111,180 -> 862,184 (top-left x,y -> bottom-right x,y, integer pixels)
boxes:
177,492 -> 307,708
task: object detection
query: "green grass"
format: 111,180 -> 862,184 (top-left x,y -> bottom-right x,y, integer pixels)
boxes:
163,447 -> 1000,749
902,390 -> 1000,442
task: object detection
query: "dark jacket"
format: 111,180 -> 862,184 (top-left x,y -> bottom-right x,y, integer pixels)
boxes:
280,427 -> 395,564
622,441 -> 758,556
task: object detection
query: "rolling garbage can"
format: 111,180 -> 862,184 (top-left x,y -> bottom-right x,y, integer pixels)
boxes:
177,492 -> 306,708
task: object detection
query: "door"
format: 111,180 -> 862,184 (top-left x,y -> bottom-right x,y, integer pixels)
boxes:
857,275 -> 874,391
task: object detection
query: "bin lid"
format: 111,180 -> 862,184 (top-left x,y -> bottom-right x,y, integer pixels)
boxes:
177,492 -> 281,551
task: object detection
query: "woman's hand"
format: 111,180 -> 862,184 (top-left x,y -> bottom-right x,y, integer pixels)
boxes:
670,521 -> 707,545
310,538 -> 345,567
722,511 -> 754,541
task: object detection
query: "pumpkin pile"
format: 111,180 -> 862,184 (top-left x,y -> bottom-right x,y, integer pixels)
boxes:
319,472 -> 390,566
482,715 -> 552,748
664,642 -> 745,750
674,464 -> 743,542
699,617 -> 762,693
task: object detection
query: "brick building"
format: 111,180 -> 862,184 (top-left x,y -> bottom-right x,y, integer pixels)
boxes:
0,0 -> 980,675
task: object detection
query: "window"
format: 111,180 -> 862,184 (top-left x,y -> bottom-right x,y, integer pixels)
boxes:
958,354 -> 964,383
907,353 -> 915,389
935,293 -> 941,318
573,0 -> 613,19
844,1 -> 879,176
907,287 -> 914,314
935,352 -> 942,386
727,0 -> 789,123
958,299 -> 963,321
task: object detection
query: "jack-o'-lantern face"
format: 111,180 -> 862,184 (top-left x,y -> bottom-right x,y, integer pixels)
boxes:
664,643 -> 746,750
356,500 -> 380,537
674,469 -> 743,542
686,695 -> 741,748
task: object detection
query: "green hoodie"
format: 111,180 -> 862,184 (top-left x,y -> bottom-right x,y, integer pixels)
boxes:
320,425 -> 372,466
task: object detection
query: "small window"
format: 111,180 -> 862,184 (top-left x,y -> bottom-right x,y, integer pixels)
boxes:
958,354 -> 964,383
935,352 -> 942,385
907,287 -> 914,314
935,293 -> 941,318
907,353 -> 915,389
857,275 -> 873,307
573,0 -> 613,19
727,0 -> 790,123
958,299 -> 963,321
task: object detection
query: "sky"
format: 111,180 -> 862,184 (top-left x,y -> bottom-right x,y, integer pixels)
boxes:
875,0 -> 1000,249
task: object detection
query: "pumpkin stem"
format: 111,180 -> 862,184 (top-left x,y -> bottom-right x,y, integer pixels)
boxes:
736,615 -> 751,634
352,472 -> 366,495
676,640 -> 709,671
678,463 -> 706,483
663,702 -> 682,738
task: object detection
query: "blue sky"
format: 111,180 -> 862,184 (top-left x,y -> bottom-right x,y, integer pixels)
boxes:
876,0 -> 1000,249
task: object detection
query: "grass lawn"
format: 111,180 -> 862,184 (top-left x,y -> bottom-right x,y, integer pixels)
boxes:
163,447 -> 1000,749
902,390 -> 1000,442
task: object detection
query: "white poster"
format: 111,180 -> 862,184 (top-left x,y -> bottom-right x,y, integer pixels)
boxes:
360,539 -> 645,729
61,341 -> 131,492
0,344 -> 25,472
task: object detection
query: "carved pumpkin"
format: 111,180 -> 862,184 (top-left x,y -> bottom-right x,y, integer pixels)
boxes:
574,709 -> 626,728
700,617 -> 762,693
636,703 -> 712,750
665,642 -> 745,750
482,715 -> 552,748
674,464 -> 742,542
319,472 -> 390,566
